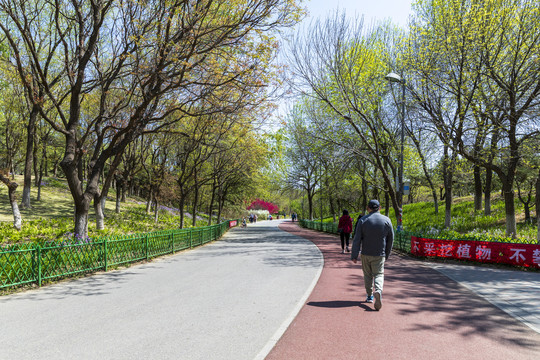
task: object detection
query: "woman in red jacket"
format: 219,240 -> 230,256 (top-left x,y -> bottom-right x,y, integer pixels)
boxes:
338,209 -> 353,253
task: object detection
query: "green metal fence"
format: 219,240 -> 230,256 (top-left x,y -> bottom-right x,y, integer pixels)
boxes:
298,219 -> 532,254
1,221 -> 236,290
299,219 -> 340,234
299,220 -> 532,252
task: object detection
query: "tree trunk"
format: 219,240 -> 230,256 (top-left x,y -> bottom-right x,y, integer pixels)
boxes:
146,188 -> 153,213
74,207 -> 89,239
524,203 -> 531,224
431,188 -> 439,215
78,158 -> 84,183
307,191 -> 314,221
361,178 -> 368,212
217,199 -> 223,224
208,183 -> 216,226
329,189 -> 336,223
36,159 -> 44,202
474,165 -> 482,211
442,146 -> 453,228
11,195 -> 22,231
52,149 -> 58,177
178,196 -> 185,229
502,182 -> 517,237
21,105 -> 39,209
94,194 -> 105,231
115,179 -> 121,214
121,180 -> 127,202
444,185 -> 452,228
484,168 -> 493,215
384,191 -> 390,217
0,174 -> 22,230
192,179 -> 199,227
154,199 -> 159,223
33,136 -> 39,186
101,196 -> 106,215
410,130 -> 438,214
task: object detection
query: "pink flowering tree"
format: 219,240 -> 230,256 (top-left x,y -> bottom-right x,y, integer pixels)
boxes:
247,199 -> 279,214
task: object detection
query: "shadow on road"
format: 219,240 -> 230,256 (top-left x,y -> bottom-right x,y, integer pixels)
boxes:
278,220 -> 540,352
183,223 -> 323,269
0,269 -> 141,302
307,300 -> 374,311
377,255 -> 539,349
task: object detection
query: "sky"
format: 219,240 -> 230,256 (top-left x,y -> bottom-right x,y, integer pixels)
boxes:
270,0 -> 416,126
302,0 -> 415,29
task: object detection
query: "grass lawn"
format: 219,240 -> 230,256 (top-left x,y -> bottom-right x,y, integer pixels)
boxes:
321,195 -> 538,243
0,175 -> 213,245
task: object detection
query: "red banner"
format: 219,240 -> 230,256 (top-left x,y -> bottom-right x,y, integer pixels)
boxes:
229,220 -> 238,228
411,236 -> 540,268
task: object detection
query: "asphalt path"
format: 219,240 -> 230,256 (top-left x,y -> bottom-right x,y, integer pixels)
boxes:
0,220 -> 322,360
428,262 -> 540,333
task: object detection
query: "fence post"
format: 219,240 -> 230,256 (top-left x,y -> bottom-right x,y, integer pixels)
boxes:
171,233 -> 174,254
36,245 -> 42,287
104,238 -> 108,272
189,229 -> 193,248
146,234 -> 149,260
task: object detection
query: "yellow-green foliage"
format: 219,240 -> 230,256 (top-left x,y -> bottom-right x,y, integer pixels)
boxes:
0,176 -> 211,245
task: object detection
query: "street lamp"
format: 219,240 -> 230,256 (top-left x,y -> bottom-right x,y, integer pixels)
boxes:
319,159 -> 323,231
385,72 -> 405,231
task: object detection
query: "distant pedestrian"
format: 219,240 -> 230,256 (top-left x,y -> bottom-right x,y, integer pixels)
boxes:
337,209 -> 353,254
254,214 -> 258,223
354,212 -> 364,231
242,217 -> 247,228
351,200 -> 394,311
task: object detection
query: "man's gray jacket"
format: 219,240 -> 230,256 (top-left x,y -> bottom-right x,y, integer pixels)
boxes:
351,211 -> 394,260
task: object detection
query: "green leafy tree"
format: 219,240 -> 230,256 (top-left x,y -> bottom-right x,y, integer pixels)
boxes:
0,0 -> 301,238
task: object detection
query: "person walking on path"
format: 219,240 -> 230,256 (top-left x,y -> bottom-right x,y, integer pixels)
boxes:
337,209 -> 353,254
351,199 -> 394,310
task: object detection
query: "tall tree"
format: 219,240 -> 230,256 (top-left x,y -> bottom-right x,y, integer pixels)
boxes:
406,0 -> 484,228
288,13 -> 406,225
0,0 -> 301,237
457,0 -> 540,236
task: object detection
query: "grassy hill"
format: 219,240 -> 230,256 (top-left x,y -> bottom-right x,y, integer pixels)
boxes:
0,175 -> 209,245
325,195 -> 538,243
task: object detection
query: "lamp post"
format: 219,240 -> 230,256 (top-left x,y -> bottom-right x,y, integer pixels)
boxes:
385,72 -> 405,231
319,159 -> 323,231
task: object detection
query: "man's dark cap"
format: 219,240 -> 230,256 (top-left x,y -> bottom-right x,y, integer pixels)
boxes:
368,199 -> 380,210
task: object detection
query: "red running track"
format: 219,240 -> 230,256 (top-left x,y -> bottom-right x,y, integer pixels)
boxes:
266,221 -> 540,360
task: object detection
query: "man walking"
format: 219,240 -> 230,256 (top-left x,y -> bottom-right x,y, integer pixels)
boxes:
351,200 -> 394,311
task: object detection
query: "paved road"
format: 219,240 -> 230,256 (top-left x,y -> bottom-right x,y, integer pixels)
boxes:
428,262 -> 540,334
0,220 -> 322,360
3,220 -> 539,360
267,221 -> 540,360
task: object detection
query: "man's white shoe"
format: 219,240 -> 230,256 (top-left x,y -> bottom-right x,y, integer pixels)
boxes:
374,291 -> 382,311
